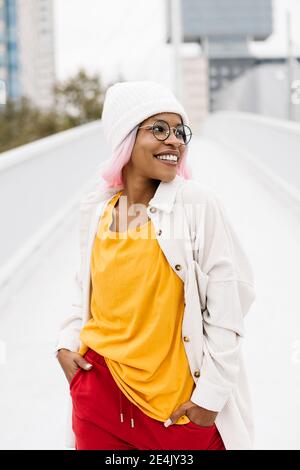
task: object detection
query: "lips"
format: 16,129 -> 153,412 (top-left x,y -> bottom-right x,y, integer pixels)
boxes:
154,152 -> 179,163
153,156 -> 178,166
154,151 -> 179,158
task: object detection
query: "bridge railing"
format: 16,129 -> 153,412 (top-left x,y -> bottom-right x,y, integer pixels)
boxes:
0,120 -> 107,295
201,111 -> 300,211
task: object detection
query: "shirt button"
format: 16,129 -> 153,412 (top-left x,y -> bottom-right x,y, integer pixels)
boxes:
149,207 -> 156,213
157,229 -> 162,236
194,369 -> 200,378
183,336 -> 190,342
175,264 -> 182,271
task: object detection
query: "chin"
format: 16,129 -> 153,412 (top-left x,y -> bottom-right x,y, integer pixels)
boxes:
160,173 -> 176,183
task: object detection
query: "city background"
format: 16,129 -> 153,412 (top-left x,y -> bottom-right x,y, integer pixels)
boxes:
0,0 -> 300,450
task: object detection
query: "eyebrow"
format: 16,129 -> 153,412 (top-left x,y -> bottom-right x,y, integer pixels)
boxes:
150,117 -> 182,126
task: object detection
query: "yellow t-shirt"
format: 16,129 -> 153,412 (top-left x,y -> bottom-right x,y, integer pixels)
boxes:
79,190 -> 195,424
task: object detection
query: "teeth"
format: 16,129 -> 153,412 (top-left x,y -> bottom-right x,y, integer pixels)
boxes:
155,154 -> 178,162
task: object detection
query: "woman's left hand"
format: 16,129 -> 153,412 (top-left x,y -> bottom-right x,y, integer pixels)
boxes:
164,400 -> 218,427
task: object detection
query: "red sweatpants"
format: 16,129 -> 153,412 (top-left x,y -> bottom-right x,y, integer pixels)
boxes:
70,348 -> 226,450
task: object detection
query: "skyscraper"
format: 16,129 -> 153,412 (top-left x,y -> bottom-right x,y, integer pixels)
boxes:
0,0 -> 20,104
18,0 -> 55,109
0,0 -> 55,108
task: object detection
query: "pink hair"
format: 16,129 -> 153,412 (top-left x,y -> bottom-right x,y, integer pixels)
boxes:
100,125 -> 192,189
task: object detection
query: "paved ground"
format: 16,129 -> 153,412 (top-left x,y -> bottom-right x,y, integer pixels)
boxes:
0,136 -> 299,449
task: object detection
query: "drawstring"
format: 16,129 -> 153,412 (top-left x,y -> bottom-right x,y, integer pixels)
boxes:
118,387 -> 135,428
130,401 -> 135,428
119,388 -> 124,423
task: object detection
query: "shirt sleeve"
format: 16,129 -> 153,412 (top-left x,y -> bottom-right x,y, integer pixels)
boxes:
54,268 -> 83,356
190,193 -> 256,412
53,196 -> 92,356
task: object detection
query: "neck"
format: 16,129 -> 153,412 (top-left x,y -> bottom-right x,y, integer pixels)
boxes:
120,172 -> 160,207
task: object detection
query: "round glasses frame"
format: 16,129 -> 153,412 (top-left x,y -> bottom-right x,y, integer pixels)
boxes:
138,119 -> 192,145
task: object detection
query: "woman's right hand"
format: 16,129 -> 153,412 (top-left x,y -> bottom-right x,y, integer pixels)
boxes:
56,348 -> 93,385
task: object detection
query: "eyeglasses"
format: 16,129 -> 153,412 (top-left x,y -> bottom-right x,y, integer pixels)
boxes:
138,119 -> 192,145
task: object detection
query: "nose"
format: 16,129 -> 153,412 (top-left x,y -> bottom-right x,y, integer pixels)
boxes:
164,130 -> 182,146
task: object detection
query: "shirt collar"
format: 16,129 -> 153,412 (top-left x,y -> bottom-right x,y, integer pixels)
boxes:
148,174 -> 184,213
99,174 -> 184,214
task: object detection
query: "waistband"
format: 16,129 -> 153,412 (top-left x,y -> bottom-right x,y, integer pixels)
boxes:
85,348 -> 107,367
84,348 -> 135,428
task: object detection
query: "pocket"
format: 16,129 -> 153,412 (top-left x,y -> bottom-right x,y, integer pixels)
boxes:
69,367 -> 82,390
193,261 -> 209,312
186,420 -> 216,430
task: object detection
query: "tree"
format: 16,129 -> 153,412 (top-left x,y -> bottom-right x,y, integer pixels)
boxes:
53,68 -> 104,125
0,69 -> 105,153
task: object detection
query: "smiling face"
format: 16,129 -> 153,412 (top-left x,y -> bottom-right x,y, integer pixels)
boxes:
122,112 -> 186,184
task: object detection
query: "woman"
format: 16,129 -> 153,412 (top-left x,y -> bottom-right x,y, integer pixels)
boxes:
56,81 -> 256,450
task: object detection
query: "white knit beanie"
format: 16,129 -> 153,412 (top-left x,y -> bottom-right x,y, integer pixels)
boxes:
101,80 -> 190,153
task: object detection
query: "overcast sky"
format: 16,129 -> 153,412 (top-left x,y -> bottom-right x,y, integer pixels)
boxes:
54,0 -> 300,86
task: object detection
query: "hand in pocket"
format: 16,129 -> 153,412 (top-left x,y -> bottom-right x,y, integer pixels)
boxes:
56,348 -> 93,385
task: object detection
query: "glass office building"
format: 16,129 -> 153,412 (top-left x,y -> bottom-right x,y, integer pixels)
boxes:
178,0 -> 272,42
0,0 -> 20,103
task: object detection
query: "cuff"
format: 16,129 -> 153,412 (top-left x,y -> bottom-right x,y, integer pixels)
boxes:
53,332 -> 80,357
190,377 -> 231,412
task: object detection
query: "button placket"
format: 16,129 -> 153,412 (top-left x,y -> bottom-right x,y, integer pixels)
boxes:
148,206 -> 162,238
